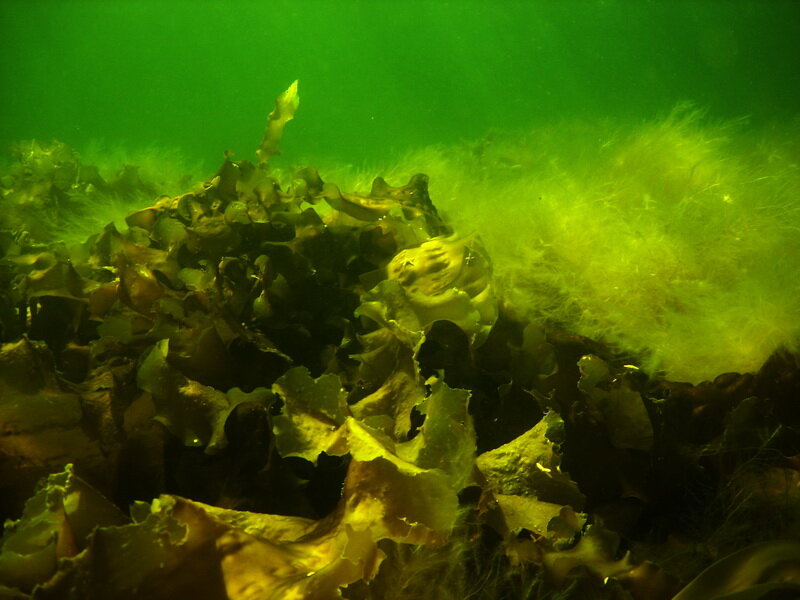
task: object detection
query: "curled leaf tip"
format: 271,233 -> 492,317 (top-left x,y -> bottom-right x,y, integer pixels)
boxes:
257,80 -> 300,165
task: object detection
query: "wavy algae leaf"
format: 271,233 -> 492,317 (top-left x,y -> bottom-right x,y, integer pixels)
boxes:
396,377 -> 475,490
257,80 -> 299,165
271,366 -> 348,464
476,410 -> 584,509
137,339 -> 271,453
578,354 -> 654,452
333,417 -> 464,546
0,465 -> 125,594
24,492 -> 381,600
492,494 -> 585,542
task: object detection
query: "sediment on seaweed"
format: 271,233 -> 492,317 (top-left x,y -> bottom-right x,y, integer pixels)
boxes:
0,83 -> 799,600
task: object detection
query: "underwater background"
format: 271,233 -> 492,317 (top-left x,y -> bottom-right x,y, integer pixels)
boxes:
2,0 -> 800,167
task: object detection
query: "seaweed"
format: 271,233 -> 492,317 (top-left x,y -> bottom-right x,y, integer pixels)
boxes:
0,84 -> 799,600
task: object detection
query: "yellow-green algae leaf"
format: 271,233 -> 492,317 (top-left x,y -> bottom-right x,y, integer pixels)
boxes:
321,174 -> 441,225
396,377 -> 476,489
540,524 -> 635,587
578,354 -> 654,452
0,338 -> 114,515
492,494 -> 585,543
0,465 -> 125,594
9,252 -> 85,300
329,379 -> 477,545
331,418 -> 461,545
137,339 -> 270,453
28,492 -> 381,600
349,365 -> 426,441
271,366 -> 348,464
0,585 -> 27,599
351,286 -> 428,441
257,80 -> 300,165
341,454 -> 459,546
509,323 -> 558,390
322,182 -> 390,222
476,410 -> 584,509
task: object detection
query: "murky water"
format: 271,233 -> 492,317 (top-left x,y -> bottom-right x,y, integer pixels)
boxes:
2,0 -> 798,166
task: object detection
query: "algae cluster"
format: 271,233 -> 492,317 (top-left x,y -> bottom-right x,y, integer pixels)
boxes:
0,84 -> 799,600
332,109 -> 800,383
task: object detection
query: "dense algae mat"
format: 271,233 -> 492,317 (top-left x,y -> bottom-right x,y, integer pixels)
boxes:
1,84 -> 800,599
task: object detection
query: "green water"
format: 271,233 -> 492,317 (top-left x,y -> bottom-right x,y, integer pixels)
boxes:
2,0 -> 799,167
